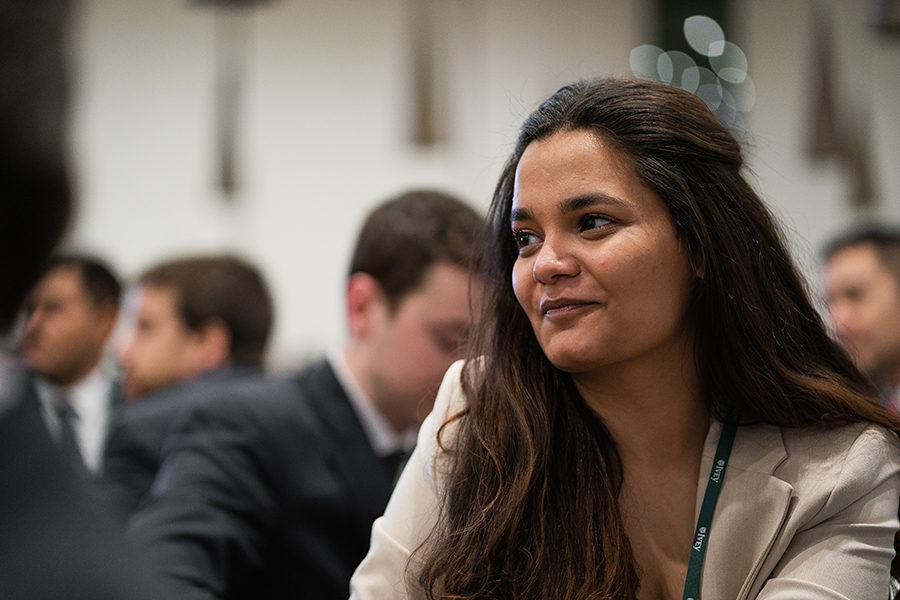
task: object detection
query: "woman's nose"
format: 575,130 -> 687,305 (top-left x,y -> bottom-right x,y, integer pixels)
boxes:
532,237 -> 579,284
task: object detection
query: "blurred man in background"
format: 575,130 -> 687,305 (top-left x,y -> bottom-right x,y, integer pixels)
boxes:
129,189 -> 482,600
103,255 -> 273,515
823,225 -> 900,410
21,254 -> 122,474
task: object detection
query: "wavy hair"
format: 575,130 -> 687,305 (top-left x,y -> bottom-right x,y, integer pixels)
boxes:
416,77 -> 900,599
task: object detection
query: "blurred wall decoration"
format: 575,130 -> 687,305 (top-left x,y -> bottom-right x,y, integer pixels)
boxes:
870,0 -> 900,36
407,0 -> 444,147
807,11 -> 874,209
190,0 -> 280,198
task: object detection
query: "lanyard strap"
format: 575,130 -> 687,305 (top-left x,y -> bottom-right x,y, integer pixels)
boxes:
682,421 -> 738,600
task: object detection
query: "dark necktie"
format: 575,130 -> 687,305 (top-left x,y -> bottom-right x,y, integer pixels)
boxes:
54,398 -> 88,476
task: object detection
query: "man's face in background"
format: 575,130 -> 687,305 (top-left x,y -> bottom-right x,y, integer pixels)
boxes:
824,243 -> 900,386
21,266 -> 115,386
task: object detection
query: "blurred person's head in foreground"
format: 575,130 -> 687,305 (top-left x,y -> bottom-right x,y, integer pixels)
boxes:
0,0 -> 71,335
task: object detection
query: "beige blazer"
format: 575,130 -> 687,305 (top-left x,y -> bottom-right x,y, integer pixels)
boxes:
351,362 -> 900,600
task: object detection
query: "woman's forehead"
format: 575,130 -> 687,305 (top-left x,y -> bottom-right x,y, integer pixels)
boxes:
511,131 -> 652,215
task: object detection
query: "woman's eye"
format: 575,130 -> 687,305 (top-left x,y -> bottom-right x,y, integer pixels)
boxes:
514,230 -> 539,249
580,215 -> 612,232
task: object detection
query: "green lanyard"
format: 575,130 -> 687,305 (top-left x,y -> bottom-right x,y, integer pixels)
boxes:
682,421 -> 738,600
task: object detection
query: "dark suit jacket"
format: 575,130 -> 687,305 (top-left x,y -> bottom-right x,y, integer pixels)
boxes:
102,365 -> 262,516
129,359 -> 400,600
0,361 -> 164,600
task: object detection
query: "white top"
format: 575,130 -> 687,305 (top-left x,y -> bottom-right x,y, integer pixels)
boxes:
328,349 -> 418,457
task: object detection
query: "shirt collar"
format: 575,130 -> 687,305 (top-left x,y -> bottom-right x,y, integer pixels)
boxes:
327,348 -> 418,457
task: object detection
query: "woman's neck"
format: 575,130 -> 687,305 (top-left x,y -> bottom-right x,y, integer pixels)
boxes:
573,348 -> 710,600
573,354 -> 709,468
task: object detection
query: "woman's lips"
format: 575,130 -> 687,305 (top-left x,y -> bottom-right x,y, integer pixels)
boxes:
540,298 -> 595,317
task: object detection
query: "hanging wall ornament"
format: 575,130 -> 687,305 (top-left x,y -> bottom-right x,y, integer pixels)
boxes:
407,0 -> 446,147
189,0 -> 277,200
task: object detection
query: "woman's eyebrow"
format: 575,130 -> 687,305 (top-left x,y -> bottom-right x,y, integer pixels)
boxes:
510,206 -> 531,223
511,193 -> 627,225
509,194 -> 627,223
561,193 -> 627,212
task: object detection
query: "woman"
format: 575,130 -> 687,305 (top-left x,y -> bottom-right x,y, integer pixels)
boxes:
350,78 -> 900,600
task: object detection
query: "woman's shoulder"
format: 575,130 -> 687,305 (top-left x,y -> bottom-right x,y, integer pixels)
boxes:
781,421 -> 900,469
421,360 -> 470,445
716,422 -> 900,599
737,420 -> 900,494
430,359 -> 468,421
414,360 -> 475,484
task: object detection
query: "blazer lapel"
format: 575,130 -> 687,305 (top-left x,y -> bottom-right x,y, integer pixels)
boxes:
697,422 -> 794,600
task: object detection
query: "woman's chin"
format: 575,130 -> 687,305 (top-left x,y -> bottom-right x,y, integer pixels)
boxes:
545,353 -> 596,375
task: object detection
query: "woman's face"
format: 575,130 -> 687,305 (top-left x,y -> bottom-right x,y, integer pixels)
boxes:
511,129 -> 698,379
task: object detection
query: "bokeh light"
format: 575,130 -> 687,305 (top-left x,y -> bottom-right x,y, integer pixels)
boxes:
709,41 -> 748,83
684,16 -> 725,57
630,14 -> 754,129
681,66 -> 718,95
629,45 -> 665,81
658,50 -> 696,85
729,75 -> 756,112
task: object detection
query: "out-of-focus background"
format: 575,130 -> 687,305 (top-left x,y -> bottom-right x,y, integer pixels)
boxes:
62,0 -> 900,366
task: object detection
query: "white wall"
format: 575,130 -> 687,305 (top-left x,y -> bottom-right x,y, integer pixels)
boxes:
65,0 -> 900,366
740,0 -> 900,286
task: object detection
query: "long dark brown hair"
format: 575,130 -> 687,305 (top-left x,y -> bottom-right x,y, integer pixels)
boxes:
414,78 -> 900,599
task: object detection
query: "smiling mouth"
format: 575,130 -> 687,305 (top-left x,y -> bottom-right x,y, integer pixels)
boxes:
540,299 -> 596,317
